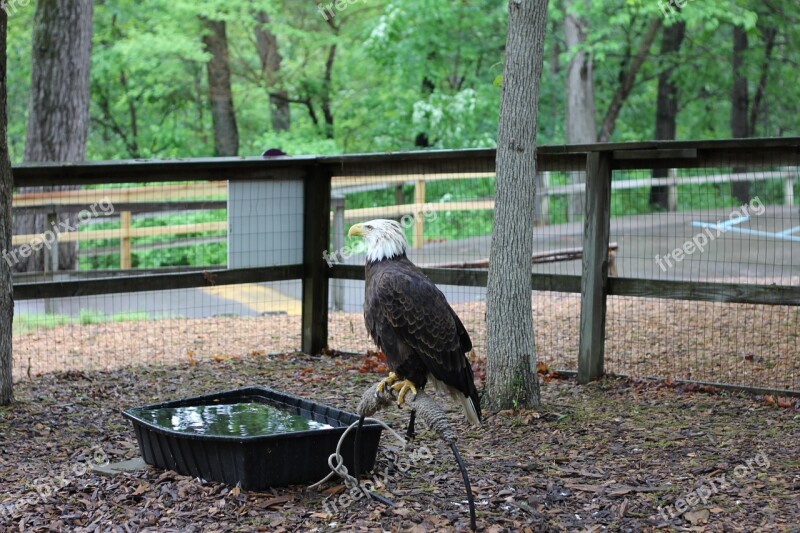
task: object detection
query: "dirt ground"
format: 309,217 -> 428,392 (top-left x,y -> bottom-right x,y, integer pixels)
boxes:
12,294 -> 800,393
1,352 -> 798,532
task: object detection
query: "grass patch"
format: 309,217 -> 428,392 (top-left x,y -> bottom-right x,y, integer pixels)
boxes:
13,310 -> 153,335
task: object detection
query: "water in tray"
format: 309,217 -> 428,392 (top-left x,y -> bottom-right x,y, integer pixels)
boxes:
132,402 -> 333,437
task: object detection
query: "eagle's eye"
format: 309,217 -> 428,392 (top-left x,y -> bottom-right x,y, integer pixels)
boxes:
364,225 -> 373,230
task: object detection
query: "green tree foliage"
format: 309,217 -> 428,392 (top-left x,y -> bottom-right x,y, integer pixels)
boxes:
4,0 -> 798,163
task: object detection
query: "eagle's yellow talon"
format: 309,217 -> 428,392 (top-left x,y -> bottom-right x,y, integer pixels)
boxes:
376,372 -> 398,395
391,379 -> 417,406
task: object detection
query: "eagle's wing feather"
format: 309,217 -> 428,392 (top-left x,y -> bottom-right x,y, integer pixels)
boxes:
369,266 -> 479,419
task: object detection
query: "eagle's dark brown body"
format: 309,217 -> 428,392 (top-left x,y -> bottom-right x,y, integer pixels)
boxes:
364,254 -> 481,424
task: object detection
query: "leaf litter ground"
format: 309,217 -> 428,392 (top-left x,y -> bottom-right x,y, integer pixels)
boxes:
1,352 -> 798,532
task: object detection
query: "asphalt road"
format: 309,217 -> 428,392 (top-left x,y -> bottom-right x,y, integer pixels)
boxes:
16,205 -> 799,319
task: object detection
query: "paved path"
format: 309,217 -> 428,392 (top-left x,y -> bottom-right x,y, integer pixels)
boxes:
15,205 -> 798,319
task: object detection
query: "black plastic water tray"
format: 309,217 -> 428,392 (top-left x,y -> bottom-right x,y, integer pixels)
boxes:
122,386 -> 383,490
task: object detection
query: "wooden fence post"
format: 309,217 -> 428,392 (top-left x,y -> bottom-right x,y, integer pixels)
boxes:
331,194 -> 345,311
44,211 -> 59,314
120,211 -> 132,269
413,179 -> 425,248
44,211 -> 59,274
668,168 -> 678,212
578,151 -> 612,384
302,164 -> 332,354
784,170 -> 795,207
534,171 -> 550,225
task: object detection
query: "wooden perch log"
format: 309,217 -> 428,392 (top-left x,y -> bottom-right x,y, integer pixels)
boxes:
424,242 -> 619,275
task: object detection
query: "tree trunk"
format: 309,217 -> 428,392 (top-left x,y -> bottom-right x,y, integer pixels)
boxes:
730,25 -> 750,203
254,11 -> 290,132
13,0 -> 93,272
0,2 -> 14,405
649,20 -> 685,210
203,19 -> 239,156
485,0 -> 548,410
564,0 -> 596,221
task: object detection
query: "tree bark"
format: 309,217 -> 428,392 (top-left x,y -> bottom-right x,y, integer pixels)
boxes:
564,0 -> 596,221
485,0 -> 548,410
203,18 -> 239,156
14,0 -> 93,272
597,17 -> 662,143
254,11 -> 290,132
730,24 -> 750,203
649,20 -> 685,210
0,2 -> 14,404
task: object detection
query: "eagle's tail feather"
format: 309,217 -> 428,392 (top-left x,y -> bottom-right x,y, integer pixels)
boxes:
429,375 -> 482,426
459,394 -> 482,426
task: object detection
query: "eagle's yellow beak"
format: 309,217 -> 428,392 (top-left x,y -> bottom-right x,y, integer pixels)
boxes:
348,224 -> 365,237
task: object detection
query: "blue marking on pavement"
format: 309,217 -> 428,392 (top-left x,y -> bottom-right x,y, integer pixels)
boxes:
691,219 -> 800,242
778,225 -> 800,236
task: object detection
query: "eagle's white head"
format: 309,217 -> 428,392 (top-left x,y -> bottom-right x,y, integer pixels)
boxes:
348,219 -> 408,263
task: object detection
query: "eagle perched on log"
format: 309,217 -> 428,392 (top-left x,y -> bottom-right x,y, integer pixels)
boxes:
348,219 -> 481,425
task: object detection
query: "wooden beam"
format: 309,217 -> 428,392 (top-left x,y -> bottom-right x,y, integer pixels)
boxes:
342,200 -> 495,221
423,243 -> 619,269
12,181 -> 227,206
12,157 -> 313,187
77,235 -> 226,257
612,148 -> 697,160
302,164 -> 332,355
12,221 -> 227,246
330,264 -> 584,293
578,151 -> 612,384
13,265 -> 301,300
330,265 -> 800,306
12,200 -> 227,216
10,138 -> 800,188
608,278 -> 800,306
119,211 -> 132,269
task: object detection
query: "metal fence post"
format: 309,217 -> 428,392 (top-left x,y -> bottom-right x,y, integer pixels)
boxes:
302,163 -> 332,355
578,151 -> 612,384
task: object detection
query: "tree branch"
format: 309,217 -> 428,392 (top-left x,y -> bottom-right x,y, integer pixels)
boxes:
749,26 -> 778,134
598,17 -> 663,142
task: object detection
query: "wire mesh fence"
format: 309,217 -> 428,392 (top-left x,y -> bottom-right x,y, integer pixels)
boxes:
9,141 -> 800,395
604,160 -> 799,392
11,173 -> 306,380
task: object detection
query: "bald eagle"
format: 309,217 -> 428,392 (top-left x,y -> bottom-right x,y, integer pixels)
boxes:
348,219 -> 481,426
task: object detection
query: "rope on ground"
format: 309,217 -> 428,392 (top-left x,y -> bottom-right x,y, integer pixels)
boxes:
308,415 -> 406,492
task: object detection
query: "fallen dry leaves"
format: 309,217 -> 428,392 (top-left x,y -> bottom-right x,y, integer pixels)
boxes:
1,353 -> 798,531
